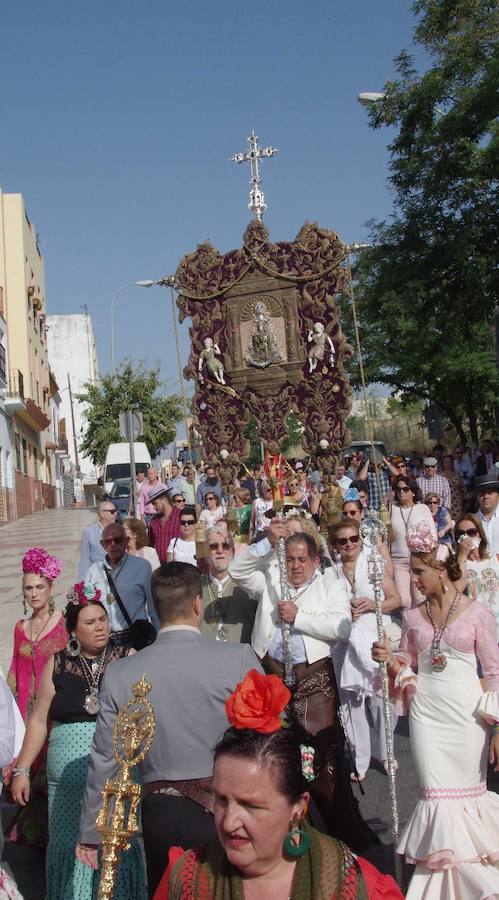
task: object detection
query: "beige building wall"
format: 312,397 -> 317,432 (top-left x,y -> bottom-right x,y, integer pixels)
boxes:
0,191 -> 54,516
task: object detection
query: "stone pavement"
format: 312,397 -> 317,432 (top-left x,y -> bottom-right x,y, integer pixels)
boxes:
0,508 -> 96,675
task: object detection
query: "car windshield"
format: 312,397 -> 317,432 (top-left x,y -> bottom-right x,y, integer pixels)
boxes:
105,463 -> 131,481
110,481 -> 130,498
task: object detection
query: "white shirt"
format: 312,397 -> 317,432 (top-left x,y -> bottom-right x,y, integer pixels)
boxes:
167,537 -> 197,566
266,573 -> 320,664
478,508 -> 499,556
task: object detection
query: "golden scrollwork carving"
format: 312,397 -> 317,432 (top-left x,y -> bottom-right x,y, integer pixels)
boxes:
96,676 -> 156,900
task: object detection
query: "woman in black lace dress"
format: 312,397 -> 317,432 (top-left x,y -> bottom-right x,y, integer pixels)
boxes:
11,584 -> 147,899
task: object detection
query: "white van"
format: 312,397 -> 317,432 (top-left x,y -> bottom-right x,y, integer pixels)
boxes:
103,442 -> 152,493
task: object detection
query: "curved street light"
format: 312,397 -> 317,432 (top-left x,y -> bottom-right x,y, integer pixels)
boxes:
110,281 -> 156,374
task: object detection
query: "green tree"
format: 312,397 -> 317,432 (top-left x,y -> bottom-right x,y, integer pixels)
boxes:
76,361 -> 183,465
345,0 -> 498,443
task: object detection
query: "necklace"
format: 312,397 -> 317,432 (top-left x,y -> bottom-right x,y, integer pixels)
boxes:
207,576 -> 232,641
399,505 -> 415,534
425,592 -> 461,671
29,614 -> 51,642
79,648 -> 109,714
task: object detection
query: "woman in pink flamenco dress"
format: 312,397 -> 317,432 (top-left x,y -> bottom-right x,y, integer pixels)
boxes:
373,525 -> 499,899
5,548 -> 67,847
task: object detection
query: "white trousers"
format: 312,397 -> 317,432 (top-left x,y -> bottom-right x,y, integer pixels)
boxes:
340,690 -> 398,778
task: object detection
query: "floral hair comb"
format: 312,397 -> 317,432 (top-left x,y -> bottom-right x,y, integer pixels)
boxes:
344,487 -> 360,503
22,548 -> 62,581
66,582 -> 102,606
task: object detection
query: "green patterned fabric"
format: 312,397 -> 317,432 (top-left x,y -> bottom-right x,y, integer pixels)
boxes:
169,824 -> 369,900
46,721 -> 147,900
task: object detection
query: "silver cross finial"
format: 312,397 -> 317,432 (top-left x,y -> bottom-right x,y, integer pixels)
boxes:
230,131 -> 278,221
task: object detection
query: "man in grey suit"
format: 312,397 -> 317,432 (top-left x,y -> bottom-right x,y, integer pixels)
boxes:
77,561 -> 262,898
78,500 -> 119,579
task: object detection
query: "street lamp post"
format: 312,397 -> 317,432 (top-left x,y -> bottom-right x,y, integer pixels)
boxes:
110,281 -> 157,374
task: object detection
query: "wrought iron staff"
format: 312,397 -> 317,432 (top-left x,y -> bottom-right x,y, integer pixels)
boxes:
360,512 -> 402,885
276,513 -> 295,688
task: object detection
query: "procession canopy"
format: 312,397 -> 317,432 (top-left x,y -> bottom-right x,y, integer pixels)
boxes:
175,218 -> 353,482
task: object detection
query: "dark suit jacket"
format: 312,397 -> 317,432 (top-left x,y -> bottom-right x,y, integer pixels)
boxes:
78,628 -> 262,844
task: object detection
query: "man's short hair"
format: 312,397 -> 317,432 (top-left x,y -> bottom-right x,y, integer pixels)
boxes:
151,562 -> 202,624
285,532 -> 319,559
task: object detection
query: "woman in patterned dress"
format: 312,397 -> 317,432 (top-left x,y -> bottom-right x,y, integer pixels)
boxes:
5,548 -> 67,847
455,513 -> 499,642
11,585 -> 146,900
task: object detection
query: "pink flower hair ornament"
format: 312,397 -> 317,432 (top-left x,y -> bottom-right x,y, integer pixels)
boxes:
406,524 -> 438,554
22,548 -> 62,581
66,582 -> 102,606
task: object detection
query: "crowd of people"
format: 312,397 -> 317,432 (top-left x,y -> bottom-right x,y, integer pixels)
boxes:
0,446 -> 498,899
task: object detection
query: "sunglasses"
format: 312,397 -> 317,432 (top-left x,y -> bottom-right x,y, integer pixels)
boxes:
396,464 -> 406,469
180,519 -> 196,526
396,486 -> 411,493
173,498 -> 185,504
427,500 -> 439,505
205,495 -> 216,501
343,509 -> 359,517
102,537 -> 124,546
208,541 -> 231,551
455,527 -> 479,539
102,508 -> 118,514
337,534 -> 360,546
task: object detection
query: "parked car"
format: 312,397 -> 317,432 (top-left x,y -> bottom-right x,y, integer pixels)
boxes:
109,478 -> 132,520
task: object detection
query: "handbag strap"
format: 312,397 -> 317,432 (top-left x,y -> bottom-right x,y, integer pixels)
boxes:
104,568 -> 133,629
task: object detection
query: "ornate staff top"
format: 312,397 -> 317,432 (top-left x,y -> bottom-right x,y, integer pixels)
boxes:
231,131 -> 278,221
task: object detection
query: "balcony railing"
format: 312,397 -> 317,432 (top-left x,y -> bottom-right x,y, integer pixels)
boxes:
8,369 -> 24,400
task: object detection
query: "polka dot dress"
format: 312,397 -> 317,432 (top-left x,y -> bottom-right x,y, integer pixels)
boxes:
46,722 -> 147,899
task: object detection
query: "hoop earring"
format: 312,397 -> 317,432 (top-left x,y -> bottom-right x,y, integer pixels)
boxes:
283,814 -> 311,858
66,634 -> 81,658
48,596 -> 55,616
22,598 -> 28,616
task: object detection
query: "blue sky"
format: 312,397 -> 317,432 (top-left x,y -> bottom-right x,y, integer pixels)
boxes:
1,1 -> 426,410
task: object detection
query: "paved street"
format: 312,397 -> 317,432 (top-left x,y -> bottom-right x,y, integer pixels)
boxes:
0,509 -> 497,898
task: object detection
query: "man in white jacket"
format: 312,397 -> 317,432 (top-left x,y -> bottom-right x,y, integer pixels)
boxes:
229,519 -> 371,848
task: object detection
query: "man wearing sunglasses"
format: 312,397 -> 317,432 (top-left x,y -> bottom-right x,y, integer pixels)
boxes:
199,527 -> 257,643
84,522 -> 158,646
78,499 -> 119,579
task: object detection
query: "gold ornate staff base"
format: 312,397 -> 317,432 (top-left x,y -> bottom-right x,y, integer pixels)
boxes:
96,675 -> 156,900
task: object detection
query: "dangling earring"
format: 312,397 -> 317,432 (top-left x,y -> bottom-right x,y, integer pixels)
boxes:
66,634 -> 81,657
283,812 -> 311,858
48,596 -> 55,616
440,577 -> 448,594
22,597 -> 28,616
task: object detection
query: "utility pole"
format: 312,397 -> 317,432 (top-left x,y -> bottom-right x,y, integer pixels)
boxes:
67,374 -> 81,478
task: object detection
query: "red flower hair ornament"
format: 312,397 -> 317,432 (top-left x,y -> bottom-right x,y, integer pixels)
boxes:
225,669 -> 291,734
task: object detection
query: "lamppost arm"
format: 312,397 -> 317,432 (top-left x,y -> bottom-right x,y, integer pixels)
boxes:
110,281 -> 155,374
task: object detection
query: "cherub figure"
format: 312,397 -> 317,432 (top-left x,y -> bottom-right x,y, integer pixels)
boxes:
198,337 -> 226,385
307,322 -> 335,373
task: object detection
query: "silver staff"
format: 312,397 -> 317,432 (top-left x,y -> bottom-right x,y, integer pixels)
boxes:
276,514 -> 295,688
360,511 -> 402,885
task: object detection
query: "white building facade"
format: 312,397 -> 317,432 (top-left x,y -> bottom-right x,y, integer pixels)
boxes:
47,313 -> 99,483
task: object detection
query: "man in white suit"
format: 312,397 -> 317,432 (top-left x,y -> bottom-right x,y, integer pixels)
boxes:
229,519 -> 372,850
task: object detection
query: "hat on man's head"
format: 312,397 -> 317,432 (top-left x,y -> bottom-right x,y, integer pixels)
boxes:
148,484 -> 171,504
423,456 -> 438,467
473,474 -> 499,493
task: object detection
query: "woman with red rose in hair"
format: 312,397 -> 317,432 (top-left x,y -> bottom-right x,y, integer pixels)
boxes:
154,670 -> 403,900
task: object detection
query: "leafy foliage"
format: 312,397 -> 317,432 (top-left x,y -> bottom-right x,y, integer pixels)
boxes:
76,361 -> 183,465
345,0 -> 499,442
